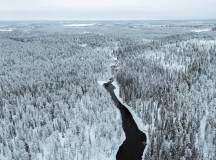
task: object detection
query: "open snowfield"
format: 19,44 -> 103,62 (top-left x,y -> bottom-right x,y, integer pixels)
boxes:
192,28 -> 212,33
0,28 -> 13,32
63,23 -> 96,27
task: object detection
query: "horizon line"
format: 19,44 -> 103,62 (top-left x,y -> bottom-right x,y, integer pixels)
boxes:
0,18 -> 216,22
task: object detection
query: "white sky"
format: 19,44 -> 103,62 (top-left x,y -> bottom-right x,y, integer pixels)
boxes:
0,0 -> 215,20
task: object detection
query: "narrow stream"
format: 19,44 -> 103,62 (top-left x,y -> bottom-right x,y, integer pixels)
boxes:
104,80 -> 147,160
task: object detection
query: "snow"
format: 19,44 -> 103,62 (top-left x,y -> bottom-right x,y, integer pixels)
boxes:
192,28 -> 211,33
112,81 -> 146,131
112,80 -> 149,159
200,111 -> 208,140
79,43 -> 88,47
109,63 -> 117,67
157,107 -> 161,123
107,53 -> 150,159
98,78 -> 149,159
97,80 -> 107,86
162,63 -> 185,71
136,50 -> 186,71
142,38 -> 153,43
82,31 -> 90,34
0,28 -> 13,32
64,23 -> 96,27
97,79 -> 125,160
200,110 -> 209,158
59,133 -> 65,146
111,57 -> 118,61
0,154 -> 7,160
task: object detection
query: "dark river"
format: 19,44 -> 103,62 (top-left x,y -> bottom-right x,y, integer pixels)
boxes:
104,80 -> 147,160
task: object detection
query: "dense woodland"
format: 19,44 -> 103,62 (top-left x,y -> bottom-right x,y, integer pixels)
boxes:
0,22 -> 216,160
0,31 -> 123,160
116,33 -> 216,159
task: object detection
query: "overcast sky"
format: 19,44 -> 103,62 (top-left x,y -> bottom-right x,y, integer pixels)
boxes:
0,0 -> 215,20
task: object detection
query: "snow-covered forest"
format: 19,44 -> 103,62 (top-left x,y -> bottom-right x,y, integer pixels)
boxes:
0,29 -> 123,160
115,26 -> 216,159
0,21 -> 216,160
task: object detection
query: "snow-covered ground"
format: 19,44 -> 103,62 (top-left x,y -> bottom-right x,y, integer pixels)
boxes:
79,43 -> 88,47
82,31 -> 91,34
200,110 -> 209,158
0,28 -> 13,32
192,28 -> 211,33
64,23 -> 96,27
0,154 -> 7,160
